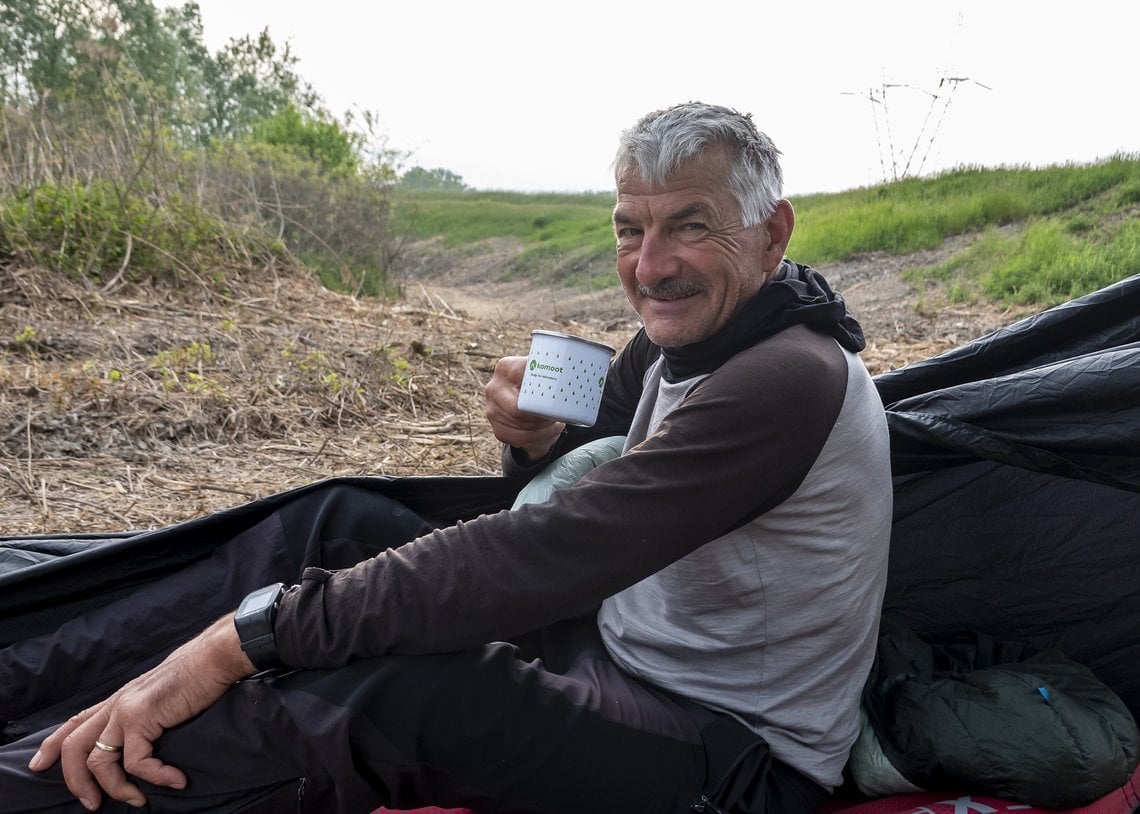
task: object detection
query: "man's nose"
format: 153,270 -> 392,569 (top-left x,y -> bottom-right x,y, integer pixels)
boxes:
635,232 -> 678,286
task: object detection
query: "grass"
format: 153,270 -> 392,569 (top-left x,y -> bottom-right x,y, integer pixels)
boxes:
394,189 -> 618,288
788,156 -> 1140,261
910,214 -> 1140,307
394,155 -> 1140,308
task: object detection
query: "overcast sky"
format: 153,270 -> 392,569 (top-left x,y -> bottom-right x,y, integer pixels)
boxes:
170,0 -> 1139,197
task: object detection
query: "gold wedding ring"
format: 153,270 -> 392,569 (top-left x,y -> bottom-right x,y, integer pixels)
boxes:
93,740 -> 122,753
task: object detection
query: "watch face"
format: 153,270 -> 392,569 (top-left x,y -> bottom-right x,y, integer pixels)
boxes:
236,583 -> 285,672
239,583 -> 284,616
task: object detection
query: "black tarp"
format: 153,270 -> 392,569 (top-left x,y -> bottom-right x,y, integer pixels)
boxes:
875,274 -> 1140,720
3,274 -> 1139,721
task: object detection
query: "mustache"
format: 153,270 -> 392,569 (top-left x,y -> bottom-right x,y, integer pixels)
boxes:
637,278 -> 707,299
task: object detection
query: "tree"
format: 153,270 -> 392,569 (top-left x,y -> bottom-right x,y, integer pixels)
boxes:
1,1 -> 193,110
399,166 -> 469,190
0,0 -> 403,296
196,27 -> 319,142
249,105 -> 360,176
0,0 -> 321,145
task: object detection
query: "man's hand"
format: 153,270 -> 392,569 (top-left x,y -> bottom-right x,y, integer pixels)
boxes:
485,356 -> 565,463
28,615 -> 255,811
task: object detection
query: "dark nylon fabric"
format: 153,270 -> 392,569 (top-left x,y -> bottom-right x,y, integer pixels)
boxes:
0,475 -> 519,645
878,274 -> 1140,490
0,484 -> 827,813
873,274 -> 1140,722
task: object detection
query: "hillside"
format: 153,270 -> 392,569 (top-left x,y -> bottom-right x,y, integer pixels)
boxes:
1,237 -> 1030,536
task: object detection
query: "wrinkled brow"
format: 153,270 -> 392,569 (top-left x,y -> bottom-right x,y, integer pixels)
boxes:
664,203 -> 712,223
612,202 -> 713,227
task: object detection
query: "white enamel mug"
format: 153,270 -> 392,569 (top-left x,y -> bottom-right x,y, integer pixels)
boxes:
517,330 -> 616,427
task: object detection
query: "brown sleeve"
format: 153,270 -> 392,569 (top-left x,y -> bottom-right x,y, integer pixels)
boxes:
275,325 -> 850,668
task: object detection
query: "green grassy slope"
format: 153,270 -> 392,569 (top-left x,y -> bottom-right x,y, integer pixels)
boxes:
396,157 -> 1140,307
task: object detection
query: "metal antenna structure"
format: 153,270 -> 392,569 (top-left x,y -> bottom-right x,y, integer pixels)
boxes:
843,75 -> 990,184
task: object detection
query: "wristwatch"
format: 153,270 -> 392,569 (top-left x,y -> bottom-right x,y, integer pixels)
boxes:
234,582 -> 286,672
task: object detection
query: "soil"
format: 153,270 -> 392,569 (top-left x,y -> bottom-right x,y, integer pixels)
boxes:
0,238 -> 1032,535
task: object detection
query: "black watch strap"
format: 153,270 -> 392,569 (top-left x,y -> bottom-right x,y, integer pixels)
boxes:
234,582 -> 286,671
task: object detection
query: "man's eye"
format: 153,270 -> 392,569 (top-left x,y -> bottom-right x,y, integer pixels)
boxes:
616,227 -> 642,238
682,222 -> 706,232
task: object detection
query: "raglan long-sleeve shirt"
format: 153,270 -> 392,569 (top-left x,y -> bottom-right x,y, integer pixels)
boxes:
273,260 -> 893,788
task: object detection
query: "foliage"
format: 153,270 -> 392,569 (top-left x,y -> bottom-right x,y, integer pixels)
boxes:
194,140 -> 396,296
0,178 -> 263,283
149,341 -> 225,396
2,0 -> 189,110
0,0 -> 402,294
0,0 -> 317,144
399,166 -> 468,190
249,105 -> 360,176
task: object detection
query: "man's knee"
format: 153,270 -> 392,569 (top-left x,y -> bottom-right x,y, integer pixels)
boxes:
278,483 -> 435,570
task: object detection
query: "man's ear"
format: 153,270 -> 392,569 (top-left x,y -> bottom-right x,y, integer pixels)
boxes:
762,199 -> 795,272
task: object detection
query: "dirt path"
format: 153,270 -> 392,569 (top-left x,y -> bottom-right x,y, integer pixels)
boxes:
1,240 -> 1021,535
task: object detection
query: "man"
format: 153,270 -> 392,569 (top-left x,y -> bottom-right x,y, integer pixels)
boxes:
6,101 -> 892,812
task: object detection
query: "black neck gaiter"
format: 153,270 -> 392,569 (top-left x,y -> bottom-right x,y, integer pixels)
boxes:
660,260 -> 865,381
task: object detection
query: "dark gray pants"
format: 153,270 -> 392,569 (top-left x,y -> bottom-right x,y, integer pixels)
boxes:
0,484 -> 827,813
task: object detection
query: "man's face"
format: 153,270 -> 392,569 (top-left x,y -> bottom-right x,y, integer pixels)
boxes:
612,151 -> 775,348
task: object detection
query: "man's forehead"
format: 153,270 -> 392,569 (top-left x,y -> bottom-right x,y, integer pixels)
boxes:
613,167 -> 734,222
612,195 -> 714,222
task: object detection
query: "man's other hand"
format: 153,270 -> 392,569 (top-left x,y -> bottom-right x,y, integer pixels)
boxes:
28,615 -> 255,811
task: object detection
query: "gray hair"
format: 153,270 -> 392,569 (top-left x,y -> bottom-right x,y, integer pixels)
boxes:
613,102 -> 783,227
